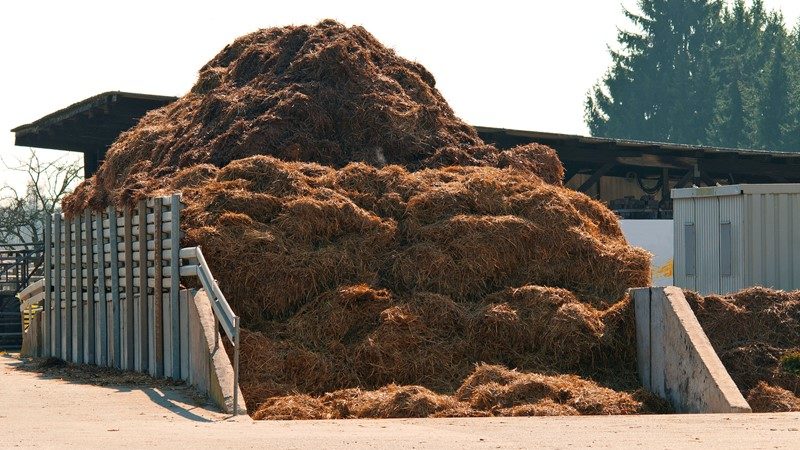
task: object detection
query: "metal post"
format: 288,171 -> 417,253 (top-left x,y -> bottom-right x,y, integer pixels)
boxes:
84,209 -> 95,365
137,199 -> 149,372
53,214 -> 62,359
170,194 -> 181,379
43,213 -> 52,357
74,216 -> 83,364
154,198 -> 164,377
123,207 -> 134,370
64,217 -> 73,362
233,316 -> 240,416
96,211 -> 108,366
109,206 -> 121,369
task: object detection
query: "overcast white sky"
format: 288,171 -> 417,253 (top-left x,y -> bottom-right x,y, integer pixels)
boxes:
2,0 -> 799,190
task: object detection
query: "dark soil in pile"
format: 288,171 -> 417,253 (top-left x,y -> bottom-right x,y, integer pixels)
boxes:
685,288 -> 800,412
61,20 -> 665,418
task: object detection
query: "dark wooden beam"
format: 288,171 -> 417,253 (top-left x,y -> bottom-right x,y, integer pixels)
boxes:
674,170 -> 695,189
698,170 -> 717,187
578,162 -> 615,193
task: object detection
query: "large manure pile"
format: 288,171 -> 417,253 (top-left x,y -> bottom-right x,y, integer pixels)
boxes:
63,20 -> 659,418
685,288 -> 800,412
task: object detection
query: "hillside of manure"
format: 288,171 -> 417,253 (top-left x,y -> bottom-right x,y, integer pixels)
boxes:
685,288 -> 800,412
63,19 -> 562,214
62,20 -> 657,418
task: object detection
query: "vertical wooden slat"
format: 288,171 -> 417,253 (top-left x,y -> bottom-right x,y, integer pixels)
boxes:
170,194 -> 181,379
154,198 -> 164,377
123,207 -> 135,371
53,213 -> 62,359
64,217 -> 73,362
43,213 -> 52,357
74,216 -> 84,364
108,206 -> 121,369
84,209 -> 95,365
137,199 -> 149,373
96,211 -> 108,366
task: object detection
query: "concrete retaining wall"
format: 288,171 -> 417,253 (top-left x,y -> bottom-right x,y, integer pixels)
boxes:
20,311 -> 42,358
186,289 -> 247,415
632,286 -> 751,413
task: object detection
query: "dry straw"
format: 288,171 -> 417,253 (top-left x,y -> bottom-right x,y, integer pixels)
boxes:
63,20 -> 663,418
685,287 -> 800,412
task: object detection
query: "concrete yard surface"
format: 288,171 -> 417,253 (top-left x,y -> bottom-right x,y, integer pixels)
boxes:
1,354 -> 799,449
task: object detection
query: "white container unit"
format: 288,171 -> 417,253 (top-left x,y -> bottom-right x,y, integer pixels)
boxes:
673,184 -> 800,295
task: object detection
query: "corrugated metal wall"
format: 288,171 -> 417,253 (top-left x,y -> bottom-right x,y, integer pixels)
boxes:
673,197 -> 695,291
674,186 -> 800,294
695,197 -> 721,294
743,192 -> 800,291
719,195 -> 744,293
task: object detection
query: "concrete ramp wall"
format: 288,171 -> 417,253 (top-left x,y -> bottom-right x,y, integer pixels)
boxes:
632,286 -> 751,413
186,289 -> 246,415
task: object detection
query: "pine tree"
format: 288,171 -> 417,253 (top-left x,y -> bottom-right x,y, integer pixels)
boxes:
707,0 -> 761,147
585,0 -> 724,144
780,21 -> 800,150
757,21 -> 791,150
708,78 -> 747,148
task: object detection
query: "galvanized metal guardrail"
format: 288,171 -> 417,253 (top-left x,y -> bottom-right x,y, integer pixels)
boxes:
178,246 -> 241,415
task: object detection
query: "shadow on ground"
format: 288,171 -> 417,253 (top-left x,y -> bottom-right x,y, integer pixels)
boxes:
2,352 -> 216,422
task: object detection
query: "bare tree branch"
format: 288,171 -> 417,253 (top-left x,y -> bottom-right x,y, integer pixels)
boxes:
0,149 -> 83,244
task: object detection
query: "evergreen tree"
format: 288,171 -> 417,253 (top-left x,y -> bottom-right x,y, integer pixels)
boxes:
585,0 -> 724,144
757,20 -> 791,150
708,77 -> 747,148
587,0 -> 800,151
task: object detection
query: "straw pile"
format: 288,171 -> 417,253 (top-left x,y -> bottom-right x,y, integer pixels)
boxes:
252,364 -> 666,419
62,20 -> 657,418
63,19 -> 563,213
685,288 -> 800,412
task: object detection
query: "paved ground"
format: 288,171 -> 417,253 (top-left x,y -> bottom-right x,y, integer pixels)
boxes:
2,354 -> 799,449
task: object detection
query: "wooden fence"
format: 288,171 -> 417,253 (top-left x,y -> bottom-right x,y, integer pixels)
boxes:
32,194 -> 187,379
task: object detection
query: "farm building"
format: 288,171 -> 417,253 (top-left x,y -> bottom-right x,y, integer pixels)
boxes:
12,91 -> 800,220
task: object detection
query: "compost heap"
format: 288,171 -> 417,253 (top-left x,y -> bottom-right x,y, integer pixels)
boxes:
62,20 -> 664,418
685,288 -> 800,412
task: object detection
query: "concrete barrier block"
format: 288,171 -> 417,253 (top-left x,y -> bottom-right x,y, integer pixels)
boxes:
632,288 -> 651,391
631,286 -> 751,413
21,311 -> 43,358
185,289 -> 247,415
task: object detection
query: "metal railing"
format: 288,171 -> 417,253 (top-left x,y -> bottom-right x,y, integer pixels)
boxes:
179,246 -> 241,415
18,278 -> 45,330
0,243 -> 44,295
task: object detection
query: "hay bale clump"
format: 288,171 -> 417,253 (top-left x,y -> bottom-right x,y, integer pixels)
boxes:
685,287 -> 800,412
254,364 -> 665,420
172,157 -> 650,322
234,285 -> 654,416
746,382 -> 800,413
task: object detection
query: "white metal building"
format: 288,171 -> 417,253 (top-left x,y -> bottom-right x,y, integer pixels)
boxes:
673,184 -> 800,295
